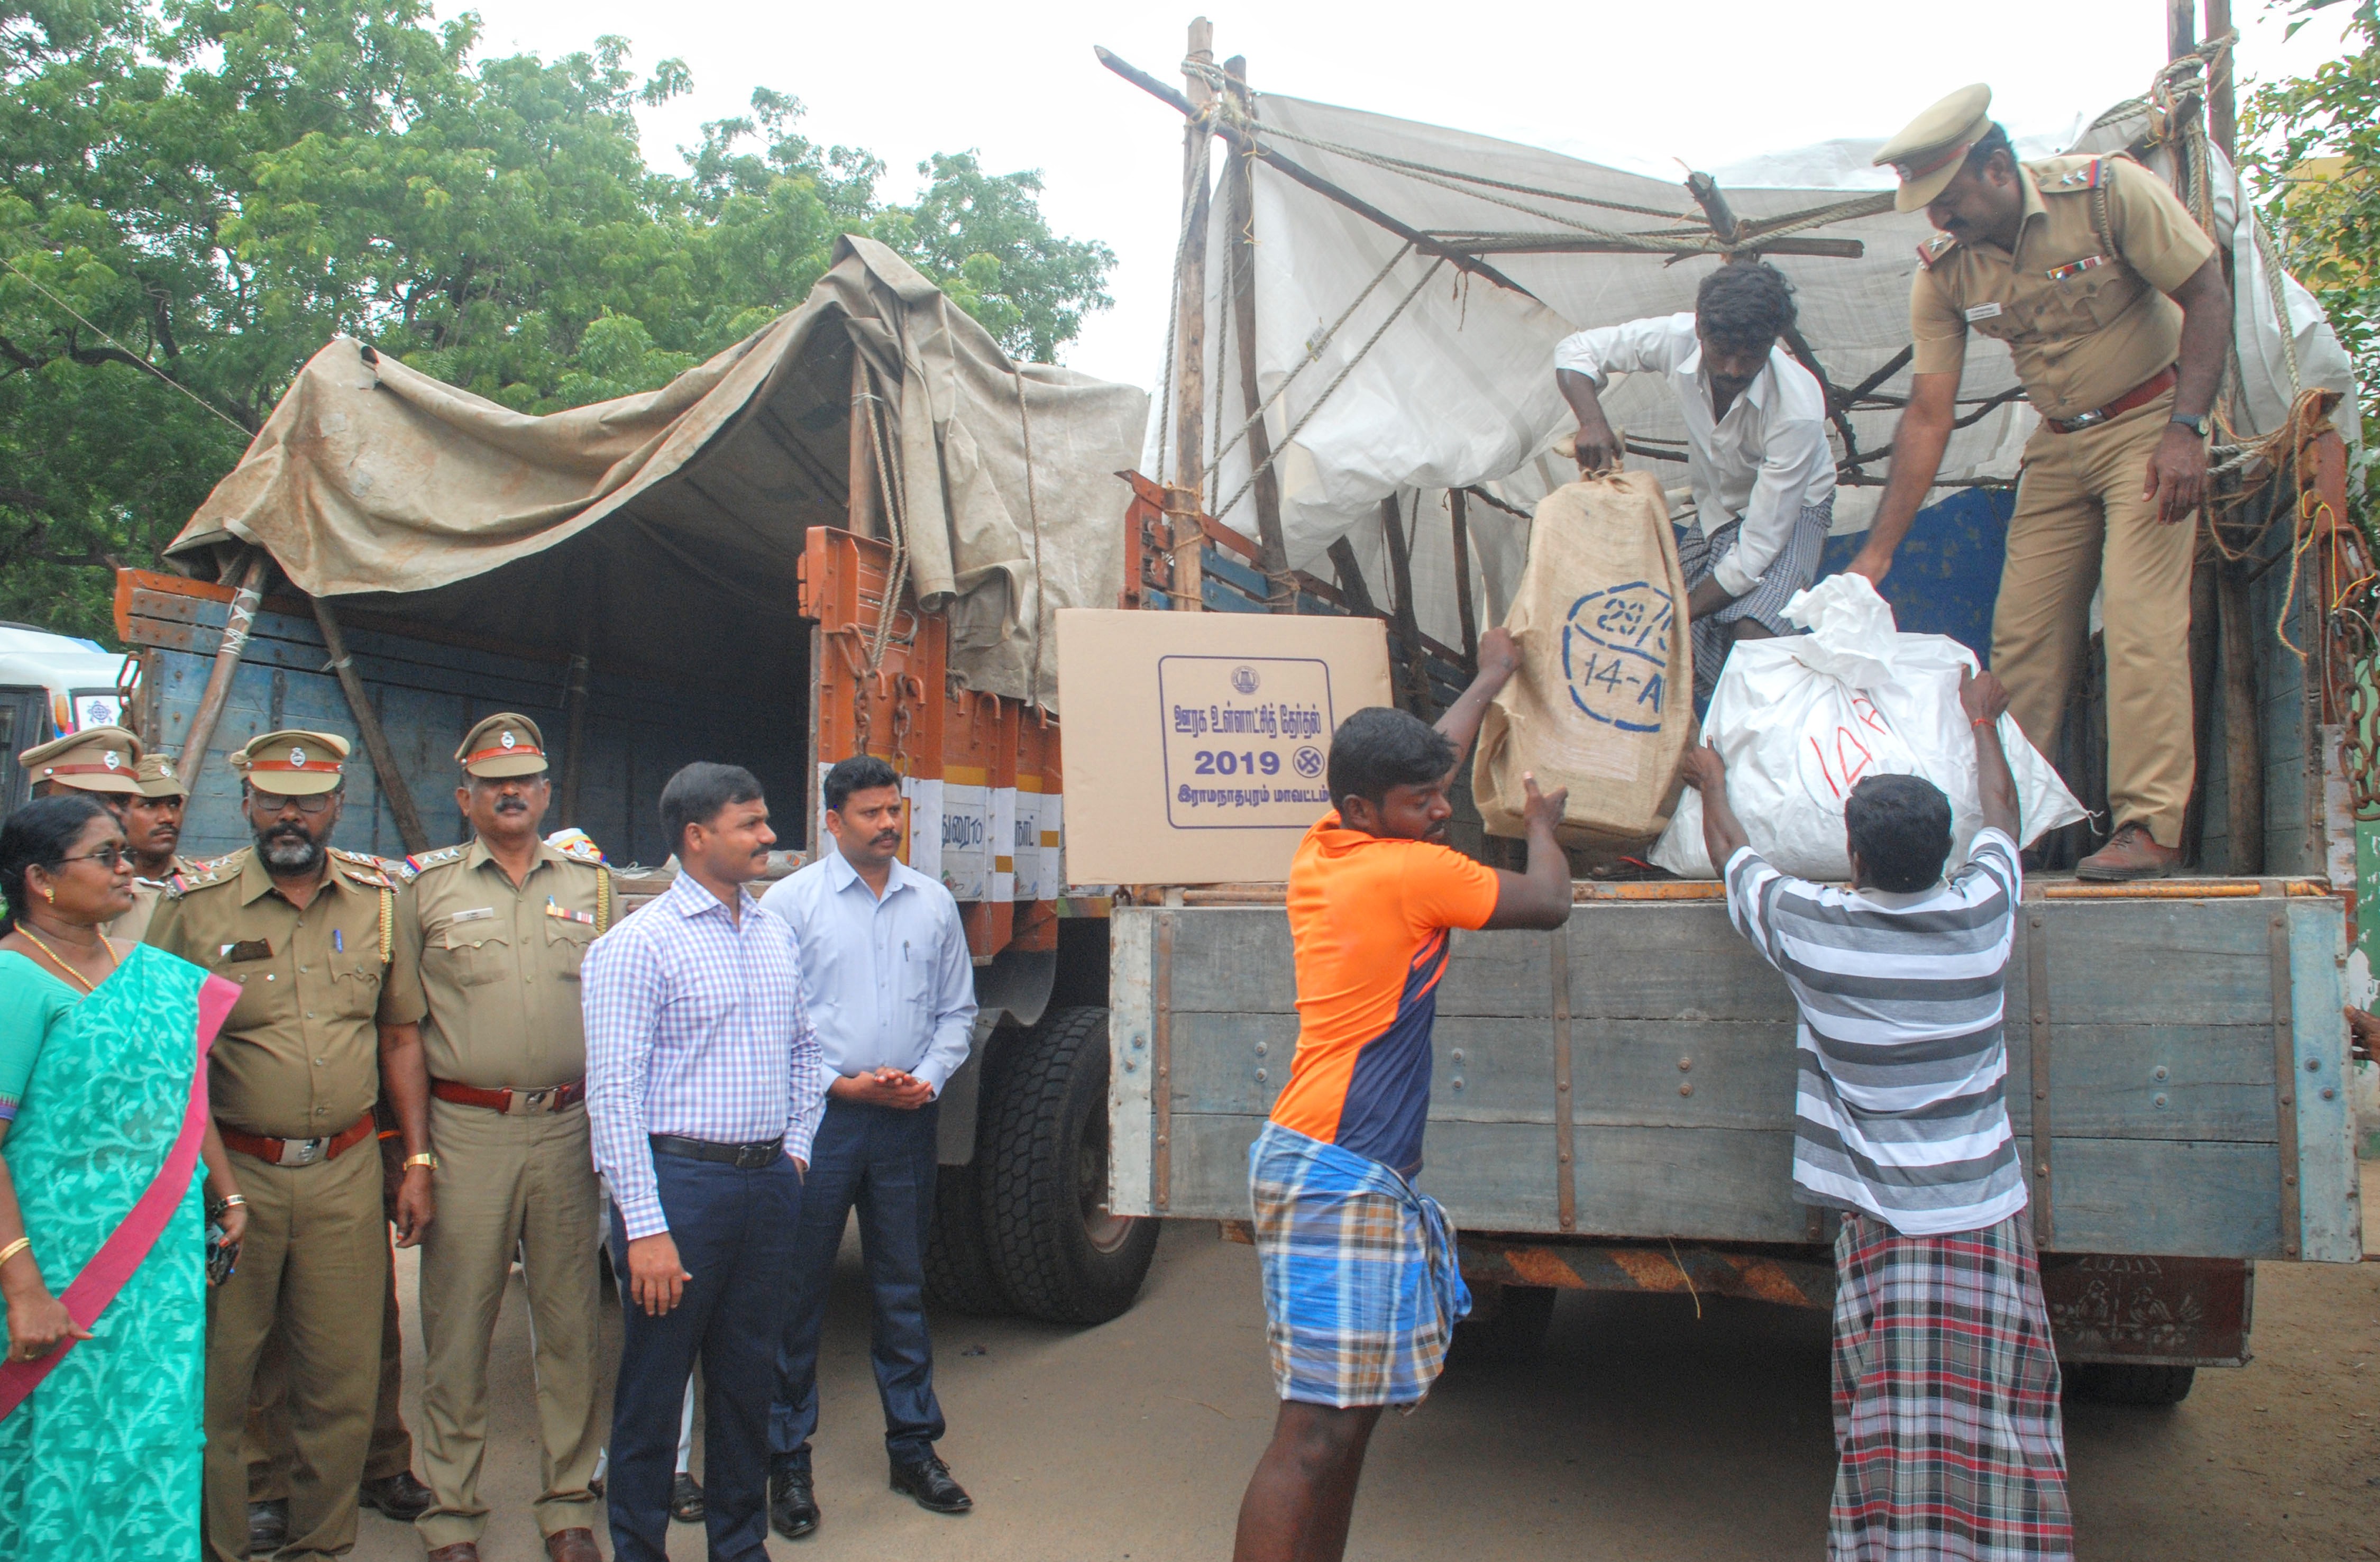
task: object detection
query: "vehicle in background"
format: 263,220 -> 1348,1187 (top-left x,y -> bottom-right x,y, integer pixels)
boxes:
0,621 -> 132,816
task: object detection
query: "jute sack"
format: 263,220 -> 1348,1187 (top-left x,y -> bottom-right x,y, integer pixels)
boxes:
1473,472 -> 1694,845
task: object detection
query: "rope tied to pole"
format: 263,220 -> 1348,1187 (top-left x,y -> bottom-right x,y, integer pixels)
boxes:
1209,254 -> 1448,529
1198,239 -> 1416,497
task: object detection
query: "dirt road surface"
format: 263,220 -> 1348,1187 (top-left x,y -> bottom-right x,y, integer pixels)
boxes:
349,1163 -> 2379,1561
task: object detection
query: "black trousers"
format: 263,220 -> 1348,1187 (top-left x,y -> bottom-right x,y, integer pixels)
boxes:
605,1152 -> 802,1562
769,1097 -> 946,1471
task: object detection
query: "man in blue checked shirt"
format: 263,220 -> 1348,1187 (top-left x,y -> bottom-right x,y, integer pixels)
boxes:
757,755 -> 978,1538
582,762 -> 825,1562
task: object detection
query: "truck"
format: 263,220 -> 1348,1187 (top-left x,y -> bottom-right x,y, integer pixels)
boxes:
105,386 -> 2366,1409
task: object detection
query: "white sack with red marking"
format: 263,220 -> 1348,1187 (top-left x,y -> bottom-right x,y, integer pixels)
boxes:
1650,573 -> 2084,881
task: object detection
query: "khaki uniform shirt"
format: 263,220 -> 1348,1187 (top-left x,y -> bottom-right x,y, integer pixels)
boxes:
1909,154 -> 2218,422
409,836 -> 610,1091
106,854 -> 200,947
143,847 -> 427,1139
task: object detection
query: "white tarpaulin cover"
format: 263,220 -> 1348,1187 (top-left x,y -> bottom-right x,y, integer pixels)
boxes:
169,236 -> 1146,707
1145,88 -> 2360,662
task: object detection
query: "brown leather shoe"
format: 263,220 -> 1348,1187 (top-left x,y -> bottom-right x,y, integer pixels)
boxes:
2075,821 -> 2181,882
544,1529 -> 601,1562
425,1544 -> 480,1562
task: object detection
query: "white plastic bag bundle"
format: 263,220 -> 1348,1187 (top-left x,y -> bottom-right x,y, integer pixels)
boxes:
1650,574 -> 2086,880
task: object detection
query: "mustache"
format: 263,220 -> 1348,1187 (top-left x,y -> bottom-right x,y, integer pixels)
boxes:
492,796 -> 530,813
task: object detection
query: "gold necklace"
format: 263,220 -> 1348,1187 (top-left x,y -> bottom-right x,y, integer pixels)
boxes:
15,926 -> 117,993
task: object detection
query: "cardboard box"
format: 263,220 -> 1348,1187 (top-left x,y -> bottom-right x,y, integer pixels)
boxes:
1055,609 -> 1393,886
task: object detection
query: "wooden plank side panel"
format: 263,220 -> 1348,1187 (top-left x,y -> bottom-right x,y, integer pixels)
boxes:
2286,898 -> 2364,1260
2048,1137 -> 2283,1256
1109,909 -> 1159,1218
1122,887 -> 2339,1258
1164,907 -> 1298,1012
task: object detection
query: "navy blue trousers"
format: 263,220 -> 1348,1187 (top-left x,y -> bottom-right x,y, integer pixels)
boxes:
768,1097 -> 947,1472
607,1153 -> 803,1562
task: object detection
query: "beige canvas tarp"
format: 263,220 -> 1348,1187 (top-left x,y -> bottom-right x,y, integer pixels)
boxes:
166,235 -> 1147,708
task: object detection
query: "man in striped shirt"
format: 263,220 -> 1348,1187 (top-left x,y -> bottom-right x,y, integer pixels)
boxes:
1680,666 -> 2073,1561
584,763 -> 824,1562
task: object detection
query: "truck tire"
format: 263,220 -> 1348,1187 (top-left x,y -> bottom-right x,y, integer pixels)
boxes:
923,1164 -> 1010,1315
1447,1284 -> 1559,1365
979,1006 -> 1159,1324
2064,1362 -> 2196,1405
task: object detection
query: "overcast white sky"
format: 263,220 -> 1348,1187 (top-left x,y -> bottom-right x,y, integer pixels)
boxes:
446,0 -> 2358,388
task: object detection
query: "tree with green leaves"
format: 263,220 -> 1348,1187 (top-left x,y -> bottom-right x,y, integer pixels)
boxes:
0,0 -> 1114,642
2240,0 -> 2376,476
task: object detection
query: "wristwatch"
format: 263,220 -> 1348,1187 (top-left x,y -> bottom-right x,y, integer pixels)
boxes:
402,1152 -> 439,1172
2171,412 -> 2210,437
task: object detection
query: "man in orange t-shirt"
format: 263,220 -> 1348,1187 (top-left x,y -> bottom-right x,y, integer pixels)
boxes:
1232,626 -> 1573,1562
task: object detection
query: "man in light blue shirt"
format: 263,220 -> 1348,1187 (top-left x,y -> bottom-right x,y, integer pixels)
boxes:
757,755 -> 977,1538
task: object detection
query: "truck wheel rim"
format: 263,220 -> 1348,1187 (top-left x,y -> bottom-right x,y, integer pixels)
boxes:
1077,1113 -> 1132,1254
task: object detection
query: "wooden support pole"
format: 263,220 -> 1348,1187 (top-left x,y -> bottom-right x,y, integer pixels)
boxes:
1380,496 -> 1432,716
2183,549 -> 2219,865
558,652 -> 591,829
1171,21 -> 1214,491
1450,489 -> 1479,664
1166,17 -> 1216,613
1326,536 -> 1379,617
2204,0 -> 2235,156
312,596 -> 430,855
847,344 -> 880,540
176,547 -> 270,792
1681,171 -> 1742,245
2219,558 -> 2264,874
1222,54 -> 1292,606
2167,0 -> 2195,59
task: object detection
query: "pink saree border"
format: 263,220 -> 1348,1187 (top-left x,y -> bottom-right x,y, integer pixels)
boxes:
0,971 -> 239,1418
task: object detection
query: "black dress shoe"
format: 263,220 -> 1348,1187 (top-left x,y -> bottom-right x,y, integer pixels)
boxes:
246,1497 -> 290,1556
890,1454 -> 973,1514
669,1472 -> 706,1524
768,1466 -> 820,1539
358,1469 -> 434,1521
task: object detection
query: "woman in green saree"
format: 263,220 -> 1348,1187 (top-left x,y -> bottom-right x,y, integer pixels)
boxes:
0,793 -> 248,1559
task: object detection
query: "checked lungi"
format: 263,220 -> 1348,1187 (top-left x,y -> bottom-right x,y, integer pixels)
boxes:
1248,1122 -> 1471,1409
1676,494 -> 1836,702
1829,1211 -> 2074,1562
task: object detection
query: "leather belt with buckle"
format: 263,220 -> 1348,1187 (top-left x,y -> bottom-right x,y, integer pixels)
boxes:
222,1113 -> 376,1168
432,1078 -> 586,1116
649,1132 -> 785,1171
2044,365 -> 2177,434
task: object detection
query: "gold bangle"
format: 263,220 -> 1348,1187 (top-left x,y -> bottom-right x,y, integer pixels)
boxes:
401,1152 -> 438,1172
0,1236 -> 31,1268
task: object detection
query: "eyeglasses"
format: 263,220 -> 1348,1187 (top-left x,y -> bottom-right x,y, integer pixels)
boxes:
57,846 -> 130,871
255,793 -> 335,816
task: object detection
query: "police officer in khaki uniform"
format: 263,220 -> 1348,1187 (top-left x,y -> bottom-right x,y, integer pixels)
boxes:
142,729 -> 438,1562
126,752 -> 194,878
407,714 -> 610,1562
19,723 -> 142,810
108,751 -> 198,945
1845,84 -> 2231,881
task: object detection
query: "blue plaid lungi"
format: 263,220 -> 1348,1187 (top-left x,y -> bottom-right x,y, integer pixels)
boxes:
1676,493 -> 1836,702
1248,1121 -> 1472,1408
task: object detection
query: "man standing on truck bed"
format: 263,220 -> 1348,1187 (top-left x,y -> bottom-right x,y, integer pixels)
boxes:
1680,668 -> 2074,1560
1844,83 -> 2230,882
1231,626 -> 1575,1562
1557,261 -> 1837,702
